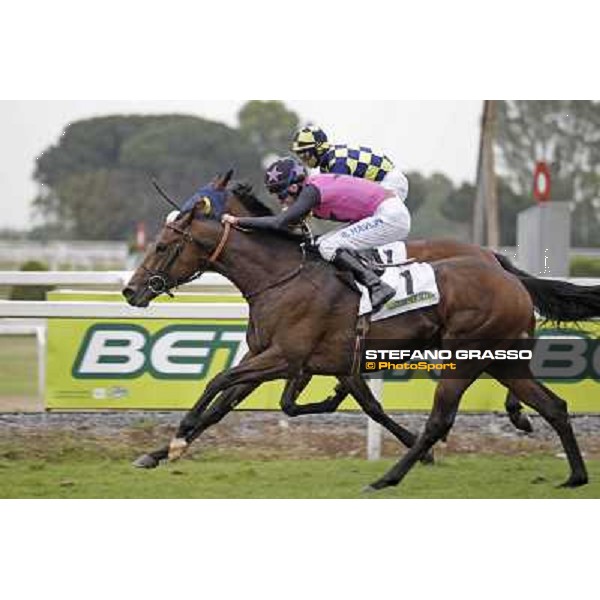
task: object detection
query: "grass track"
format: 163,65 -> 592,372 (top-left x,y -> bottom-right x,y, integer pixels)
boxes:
1,454 -> 599,498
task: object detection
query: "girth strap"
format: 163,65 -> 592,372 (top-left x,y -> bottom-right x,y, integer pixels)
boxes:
350,314 -> 371,375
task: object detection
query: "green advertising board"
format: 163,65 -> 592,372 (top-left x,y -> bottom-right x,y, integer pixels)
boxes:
47,291 -> 339,410
46,291 -> 600,411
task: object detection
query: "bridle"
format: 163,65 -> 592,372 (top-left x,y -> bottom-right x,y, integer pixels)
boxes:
141,220 -> 232,297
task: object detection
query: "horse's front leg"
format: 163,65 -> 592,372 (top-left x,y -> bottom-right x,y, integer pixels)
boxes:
169,382 -> 260,460
133,383 -> 258,468
168,347 -> 289,461
171,350 -> 255,443
134,352 -> 258,468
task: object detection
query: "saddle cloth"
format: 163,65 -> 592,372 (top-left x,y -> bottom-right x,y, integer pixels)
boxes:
357,242 -> 440,321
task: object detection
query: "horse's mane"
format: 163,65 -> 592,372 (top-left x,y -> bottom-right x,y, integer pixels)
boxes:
228,182 -> 311,246
229,182 -> 275,216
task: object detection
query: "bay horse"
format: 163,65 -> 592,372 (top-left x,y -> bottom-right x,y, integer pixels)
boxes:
123,173 -> 588,490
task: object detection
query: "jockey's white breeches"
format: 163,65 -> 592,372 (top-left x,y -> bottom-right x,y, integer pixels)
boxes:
381,168 -> 409,201
318,196 -> 411,261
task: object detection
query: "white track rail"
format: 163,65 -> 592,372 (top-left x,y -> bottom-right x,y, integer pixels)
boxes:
0,301 -> 248,319
0,271 -> 234,290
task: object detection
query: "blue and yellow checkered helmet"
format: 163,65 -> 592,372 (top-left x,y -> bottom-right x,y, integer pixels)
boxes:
292,126 -> 329,153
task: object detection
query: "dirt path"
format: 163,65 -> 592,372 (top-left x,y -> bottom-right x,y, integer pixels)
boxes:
2,409 -> 600,460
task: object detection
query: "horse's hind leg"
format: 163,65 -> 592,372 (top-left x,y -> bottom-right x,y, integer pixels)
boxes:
280,375 -> 348,416
367,377 -> 472,491
505,319 -> 535,433
340,375 -> 434,464
490,367 -> 588,487
505,391 -> 534,433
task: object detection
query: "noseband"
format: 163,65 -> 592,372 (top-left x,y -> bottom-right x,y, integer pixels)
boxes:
142,221 -> 231,297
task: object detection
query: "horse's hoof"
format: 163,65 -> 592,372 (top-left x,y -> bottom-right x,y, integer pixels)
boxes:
509,413 -> 534,434
132,454 -> 159,469
558,475 -> 589,489
420,451 -> 435,466
361,485 -> 378,494
515,415 -> 534,433
168,438 -> 189,462
365,478 -> 392,492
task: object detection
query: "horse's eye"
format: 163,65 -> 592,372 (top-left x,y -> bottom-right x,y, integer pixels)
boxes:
156,243 -> 167,253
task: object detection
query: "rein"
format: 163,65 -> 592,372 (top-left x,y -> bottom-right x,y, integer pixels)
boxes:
244,243 -> 307,301
206,221 -> 232,263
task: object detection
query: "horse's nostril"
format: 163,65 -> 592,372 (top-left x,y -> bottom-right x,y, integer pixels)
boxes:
122,286 -> 136,302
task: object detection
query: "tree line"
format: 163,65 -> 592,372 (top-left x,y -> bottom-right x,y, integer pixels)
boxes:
28,101 -> 600,247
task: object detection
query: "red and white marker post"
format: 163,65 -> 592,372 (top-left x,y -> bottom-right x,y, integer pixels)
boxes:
533,161 -> 551,203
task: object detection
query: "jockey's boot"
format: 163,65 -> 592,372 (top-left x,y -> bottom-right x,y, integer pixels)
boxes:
332,249 -> 396,311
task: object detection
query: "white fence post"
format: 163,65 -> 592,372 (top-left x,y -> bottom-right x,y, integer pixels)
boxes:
367,376 -> 384,461
35,326 -> 46,403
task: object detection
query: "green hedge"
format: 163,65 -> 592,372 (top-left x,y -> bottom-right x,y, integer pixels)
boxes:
9,260 -> 54,301
570,256 -> 600,277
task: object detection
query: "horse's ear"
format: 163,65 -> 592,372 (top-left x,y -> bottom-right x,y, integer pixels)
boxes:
214,169 -> 234,190
222,169 -> 234,188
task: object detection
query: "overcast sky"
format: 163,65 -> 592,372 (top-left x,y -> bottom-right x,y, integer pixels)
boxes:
0,100 -> 483,229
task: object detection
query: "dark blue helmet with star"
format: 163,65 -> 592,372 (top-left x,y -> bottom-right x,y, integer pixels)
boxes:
264,157 -> 307,200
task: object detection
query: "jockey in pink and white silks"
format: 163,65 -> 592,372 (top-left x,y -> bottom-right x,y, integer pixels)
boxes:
222,157 -> 411,311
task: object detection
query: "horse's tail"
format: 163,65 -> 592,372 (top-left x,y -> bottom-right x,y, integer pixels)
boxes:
494,252 -> 600,324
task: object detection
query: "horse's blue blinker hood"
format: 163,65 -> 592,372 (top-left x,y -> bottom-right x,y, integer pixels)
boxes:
180,185 -> 227,220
